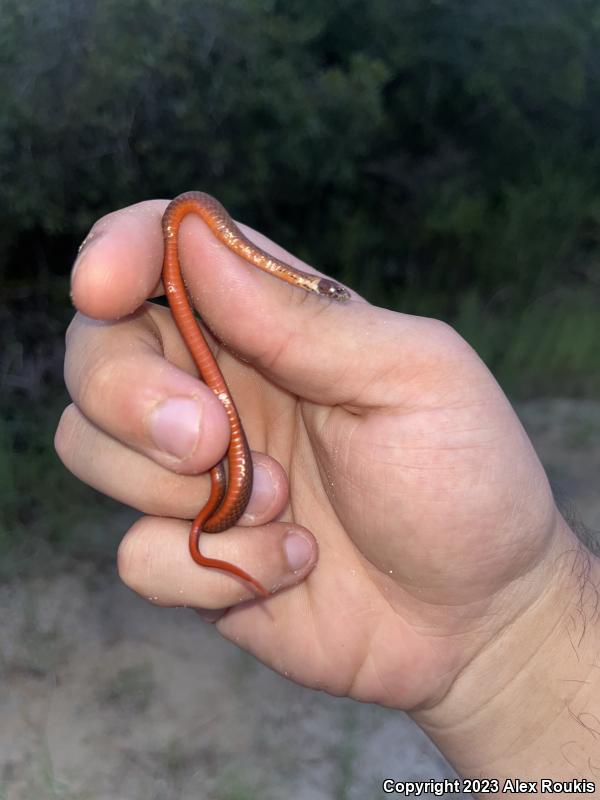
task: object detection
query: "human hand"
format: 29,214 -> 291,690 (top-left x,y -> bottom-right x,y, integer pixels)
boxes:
55,198 -> 577,723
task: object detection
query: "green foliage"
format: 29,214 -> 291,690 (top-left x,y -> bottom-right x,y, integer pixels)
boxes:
0,392 -> 117,572
453,288 -> 600,396
1,0 -> 599,307
0,283 -> 118,568
0,0 -> 598,570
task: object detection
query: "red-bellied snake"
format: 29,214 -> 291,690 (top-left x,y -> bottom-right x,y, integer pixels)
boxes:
161,191 -> 350,597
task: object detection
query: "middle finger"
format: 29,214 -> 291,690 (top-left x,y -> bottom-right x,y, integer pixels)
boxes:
55,402 -> 289,524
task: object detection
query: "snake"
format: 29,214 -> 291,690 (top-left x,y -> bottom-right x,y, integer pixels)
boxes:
161,191 -> 350,596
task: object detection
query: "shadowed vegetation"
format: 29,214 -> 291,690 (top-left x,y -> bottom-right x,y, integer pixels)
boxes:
1,0 -> 598,563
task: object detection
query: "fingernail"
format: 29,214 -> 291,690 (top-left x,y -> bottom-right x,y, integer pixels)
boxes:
284,530 -> 313,572
150,397 -> 202,458
242,462 -> 276,521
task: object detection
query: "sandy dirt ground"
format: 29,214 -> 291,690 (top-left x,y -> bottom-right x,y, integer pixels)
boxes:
1,399 -> 598,800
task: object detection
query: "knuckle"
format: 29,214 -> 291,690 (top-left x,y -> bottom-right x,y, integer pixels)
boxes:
53,404 -> 79,465
116,520 -> 152,590
423,317 -> 471,358
425,316 -> 459,342
75,345 -> 119,412
65,313 -> 80,346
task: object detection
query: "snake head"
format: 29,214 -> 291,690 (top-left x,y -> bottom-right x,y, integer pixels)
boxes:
317,278 -> 351,302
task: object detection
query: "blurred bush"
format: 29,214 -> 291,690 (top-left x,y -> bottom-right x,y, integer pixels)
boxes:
1,0 -> 599,309
1,0 -> 599,565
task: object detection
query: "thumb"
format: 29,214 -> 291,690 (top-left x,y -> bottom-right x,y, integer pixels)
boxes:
172,201 -> 366,405
176,210 -> 450,411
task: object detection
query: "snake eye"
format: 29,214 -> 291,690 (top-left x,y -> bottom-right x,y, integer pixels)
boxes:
317,278 -> 351,302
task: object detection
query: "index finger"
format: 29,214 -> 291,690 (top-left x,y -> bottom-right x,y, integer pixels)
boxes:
71,199 -> 168,320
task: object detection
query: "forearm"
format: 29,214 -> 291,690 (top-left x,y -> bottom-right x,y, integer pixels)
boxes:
412,517 -> 600,794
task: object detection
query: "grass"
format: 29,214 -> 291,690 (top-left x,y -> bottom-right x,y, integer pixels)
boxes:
451,287 -> 600,397
97,663 -> 156,714
387,285 -> 600,398
332,705 -> 359,800
0,739 -> 92,800
563,417 -> 600,449
213,772 -> 267,800
0,399 -> 119,579
9,591 -> 68,678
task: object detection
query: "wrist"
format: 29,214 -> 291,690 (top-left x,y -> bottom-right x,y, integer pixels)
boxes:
412,516 -> 600,783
